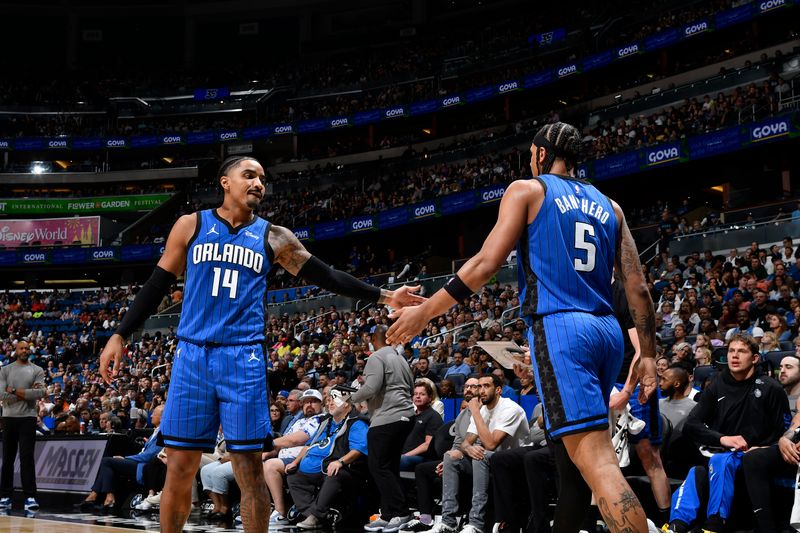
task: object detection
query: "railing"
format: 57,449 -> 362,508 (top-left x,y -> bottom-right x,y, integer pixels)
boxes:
500,305 -> 521,327
421,321 -> 478,347
151,363 -> 169,378
293,309 -> 339,338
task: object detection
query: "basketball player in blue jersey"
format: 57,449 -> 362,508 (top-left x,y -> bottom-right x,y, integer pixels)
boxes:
99,156 -> 425,533
388,122 -> 658,533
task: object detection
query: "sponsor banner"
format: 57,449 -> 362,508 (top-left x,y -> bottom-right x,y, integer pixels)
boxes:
643,142 -> 683,167
479,185 -> 506,204
160,134 -> 185,145
0,194 -> 171,215
45,138 -> 70,150
644,27 -> 681,51
242,126 -> 271,140
748,115 -> 793,144
758,0 -> 788,13
194,87 -> 231,101
120,244 -> 157,262
440,191 -> 476,215
0,438 -> 107,492
383,106 -> 407,120
218,130 -> 240,142
715,2 -> 755,28
528,27 -> 566,47
523,70 -> 554,89
582,50 -> 614,72
314,220 -> 347,241
682,19 -> 711,39
411,201 -> 437,220
378,206 -> 411,229
130,135 -> 159,148
466,86 -> 495,103
105,138 -> 127,149
19,251 -> 48,264
615,42 -> 641,60
348,215 -> 375,233
51,248 -> 88,265
576,164 -> 590,181
88,247 -> 117,262
409,99 -> 440,116
0,139 -> 11,150
440,95 -> 463,108
687,127 -> 741,158
593,151 -> 639,181
187,131 -> 216,145
496,80 -> 521,94
271,124 -> 294,135
292,227 -> 311,241
329,116 -> 351,129
353,109 -> 383,125
298,118 -> 330,134
0,217 -> 99,247
14,138 -> 44,151
556,63 -> 579,78
71,137 -> 104,150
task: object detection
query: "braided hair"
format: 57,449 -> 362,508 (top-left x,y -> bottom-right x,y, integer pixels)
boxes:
532,122 -> 582,176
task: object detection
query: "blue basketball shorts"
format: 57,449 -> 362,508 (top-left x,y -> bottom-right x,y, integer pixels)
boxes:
527,312 -> 623,440
159,340 -> 272,453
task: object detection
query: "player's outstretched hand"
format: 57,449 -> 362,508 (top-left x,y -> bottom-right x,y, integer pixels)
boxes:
100,333 -> 125,385
387,305 -> 429,345
637,357 -> 658,405
384,285 -> 426,309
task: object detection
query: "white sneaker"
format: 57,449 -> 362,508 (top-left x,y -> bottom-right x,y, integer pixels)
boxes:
135,500 -> 154,511
24,498 -> 39,511
647,519 -> 661,533
458,525 -> 481,533
145,492 -> 161,505
384,516 -> 413,533
270,510 -> 291,527
297,514 -> 323,530
421,523 -> 457,533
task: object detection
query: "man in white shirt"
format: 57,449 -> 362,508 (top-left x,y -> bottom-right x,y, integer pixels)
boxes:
420,374 -> 527,533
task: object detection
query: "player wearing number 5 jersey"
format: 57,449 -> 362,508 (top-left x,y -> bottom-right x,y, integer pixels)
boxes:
99,156 -> 425,533
388,123 -> 659,533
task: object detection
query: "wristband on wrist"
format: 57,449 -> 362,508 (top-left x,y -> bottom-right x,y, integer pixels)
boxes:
443,274 -> 473,302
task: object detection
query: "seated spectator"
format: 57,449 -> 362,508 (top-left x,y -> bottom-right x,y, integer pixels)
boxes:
766,313 -> 792,342
412,357 -> 440,383
270,403 -> 286,437
405,377 -> 480,531
491,368 -> 516,398
443,352 -> 472,379
438,379 -> 456,398
400,381 -> 443,471
759,331 -> 781,354
658,368 -> 696,434
279,390 -> 304,434
420,375 -> 527,533
779,355 -> 800,415
417,377 -> 444,418
724,310 -> 764,341
199,438 -> 233,519
263,388 -> 324,526
77,405 -> 164,510
666,335 -> 789,533
286,389 -> 369,529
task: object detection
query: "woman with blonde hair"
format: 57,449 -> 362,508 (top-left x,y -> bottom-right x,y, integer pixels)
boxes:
694,347 -> 712,367
416,377 -> 444,418
759,331 -> 781,353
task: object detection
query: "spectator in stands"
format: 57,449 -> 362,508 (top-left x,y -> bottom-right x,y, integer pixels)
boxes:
280,390 -> 304,434
416,377 -> 445,418
658,368 -> 696,434
405,377 -> 480,532
286,390 -> 369,530
420,375 -> 527,533
666,335 -> 789,533
270,403 -> 286,437
491,368 -> 515,398
779,355 -> 800,415
412,357 -> 440,383
78,405 -> 164,511
199,438 -> 234,519
724,310 -> 764,341
438,379 -> 456,399
400,381 -> 443,472
767,313 -> 792,342
263,389 -> 324,526
443,352 -> 472,379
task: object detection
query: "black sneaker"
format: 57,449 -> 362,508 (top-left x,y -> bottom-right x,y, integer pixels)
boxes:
401,519 -> 436,533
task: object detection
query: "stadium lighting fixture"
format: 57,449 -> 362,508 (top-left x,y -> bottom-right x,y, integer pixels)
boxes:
31,163 -> 45,174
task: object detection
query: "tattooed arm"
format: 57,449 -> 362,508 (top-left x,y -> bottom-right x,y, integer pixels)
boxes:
267,224 -> 424,308
611,201 -> 658,402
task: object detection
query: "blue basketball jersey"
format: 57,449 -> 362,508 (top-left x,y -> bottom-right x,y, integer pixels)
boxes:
517,174 -> 617,318
177,209 -> 272,345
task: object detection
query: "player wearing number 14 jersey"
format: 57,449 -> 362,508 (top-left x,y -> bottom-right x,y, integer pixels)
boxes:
387,123 -> 660,532
99,156 -> 425,533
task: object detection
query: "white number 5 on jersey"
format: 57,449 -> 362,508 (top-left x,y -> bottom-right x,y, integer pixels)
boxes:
574,222 -> 596,272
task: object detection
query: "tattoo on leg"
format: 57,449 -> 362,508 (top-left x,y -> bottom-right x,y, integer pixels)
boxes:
597,490 -> 644,533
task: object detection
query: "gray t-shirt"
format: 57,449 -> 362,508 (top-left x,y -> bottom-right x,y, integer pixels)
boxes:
0,361 -> 46,418
350,346 -> 414,428
659,395 -> 697,434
